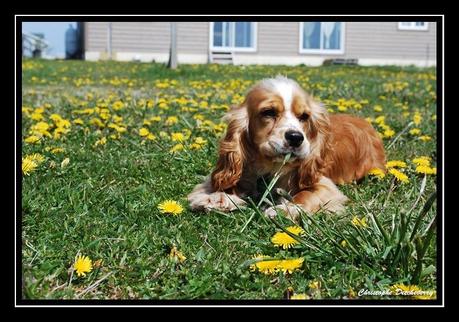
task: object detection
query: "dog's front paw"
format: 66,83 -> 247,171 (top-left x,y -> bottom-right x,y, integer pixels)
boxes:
264,203 -> 300,221
188,191 -> 246,212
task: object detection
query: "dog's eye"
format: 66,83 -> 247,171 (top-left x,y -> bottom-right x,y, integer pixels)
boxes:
298,113 -> 309,122
261,109 -> 277,118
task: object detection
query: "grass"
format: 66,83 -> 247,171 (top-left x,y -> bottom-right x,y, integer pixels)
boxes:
21,59 -> 437,300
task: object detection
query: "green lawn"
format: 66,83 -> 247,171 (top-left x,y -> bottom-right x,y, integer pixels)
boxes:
21,59 -> 437,300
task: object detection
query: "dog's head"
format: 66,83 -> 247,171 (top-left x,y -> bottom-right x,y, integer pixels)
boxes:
211,76 -> 331,191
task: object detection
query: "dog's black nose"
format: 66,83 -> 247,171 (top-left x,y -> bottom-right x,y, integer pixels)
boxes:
285,130 -> 304,148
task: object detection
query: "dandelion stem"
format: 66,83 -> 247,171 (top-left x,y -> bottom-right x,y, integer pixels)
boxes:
386,121 -> 413,150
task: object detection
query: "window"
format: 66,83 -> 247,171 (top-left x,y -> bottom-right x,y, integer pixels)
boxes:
299,22 -> 345,54
210,22 -> 257,51
398,22 -> 428,31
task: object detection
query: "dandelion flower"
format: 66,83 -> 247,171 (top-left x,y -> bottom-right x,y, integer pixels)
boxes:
290,293 -> 310,300
73,118 -> 84,125
340,240 -> 347,247
416,165 -> 437,175
94,137 -> 107,147
409,128 -> 421,136
73,255 -> 93,277
374,105 -> 383,112
165,116 -> 178,126
24,135 -> 40,144
139,128 -> 150,137
413,112 -> 422,125
352,216 -> 368,228
147,133 -> 156,141
170,143 -> 184,153
249,255 -> 281,275
171,132 -> 185,142
385,160 -> 407,169
28,153 -> 45,164
419,135 -> 432,142
158,200 -> 184,215
169,246 -> 187,263
368,168 -> 385,179
278,257 -> 304,274
389,168 -> 409,183
271,226 -> 305,249
412,156 -> 431,167
22,158 -> 37,176
383,128 -> 395,138
309,281 -> 321,290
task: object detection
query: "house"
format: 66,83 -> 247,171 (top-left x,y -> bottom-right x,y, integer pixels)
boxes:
83,21 -> 436,67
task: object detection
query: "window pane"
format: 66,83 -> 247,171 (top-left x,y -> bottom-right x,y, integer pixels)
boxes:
213,22 -> 223,47
323,22 -> 341,50
224,22 -> 231,47
303,22 -> 320,49
235,22 -> 252,47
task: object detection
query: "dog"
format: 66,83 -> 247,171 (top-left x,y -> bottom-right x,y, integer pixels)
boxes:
188,76 -> 386,220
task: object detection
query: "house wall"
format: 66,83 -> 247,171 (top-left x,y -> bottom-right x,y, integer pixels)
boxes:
84,21 -> 437,66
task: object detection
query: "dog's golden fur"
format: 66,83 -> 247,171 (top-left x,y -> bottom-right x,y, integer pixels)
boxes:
188,76 -> 386,219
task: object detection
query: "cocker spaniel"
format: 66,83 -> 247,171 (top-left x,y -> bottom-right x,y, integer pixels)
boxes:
188,76 -> 386,220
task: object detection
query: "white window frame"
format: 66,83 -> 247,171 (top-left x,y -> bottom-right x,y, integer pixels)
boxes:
209,22 -> 257,52
299,22 -> 345,55
398,22 -> 429,31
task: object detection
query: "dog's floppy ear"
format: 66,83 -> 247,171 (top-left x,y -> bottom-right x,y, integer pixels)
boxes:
211,104 -> 249,191
298,98 -> 331,189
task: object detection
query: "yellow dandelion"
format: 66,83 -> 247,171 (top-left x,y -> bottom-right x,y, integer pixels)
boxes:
165,116 -> 178,126
416,165 -> 437,175
409,128 -> 421,136
147,133 -> 156,141
374,105 -> 383,112
169,246 -> 187,263
24,135 -> 40,144
28,153 -> 45,164
352,216 -> 368,228
413,112 -> 422,125
150,116 -> 161,122
368,168 -> 385,179
112,100 -> 125,110
290,293 -> 310,300
73,118 -> 84,125
51,147 -> 65,154
383,128 -> 395,138
340,240 -> 347,247
94,137 -> 107,147
171,132 -> 185,142
170,143 -> 184,153
278,257 -> 304,274
158,200 -> 184,215
419,135 -> 432,142
22,157 -> 38,176
139,128 -> 150,137
389,168 -> 409,183
73,255 -> 93,277
412,156 -> 431,167
308,280 -> 321,290
386,160 -> 407,169
249,255 -> 281,275
271,226 -> 305,249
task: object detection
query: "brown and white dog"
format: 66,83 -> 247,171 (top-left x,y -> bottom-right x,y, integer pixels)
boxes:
188,76 -> 386,220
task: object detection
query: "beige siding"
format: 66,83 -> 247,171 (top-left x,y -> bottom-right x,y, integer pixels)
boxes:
84,21 -> 437,63
177,22 -> 208,54
257,22 -> 298,55
112,22 -> 170,52
344,22 -> 436,60
85,22 -> 109,51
